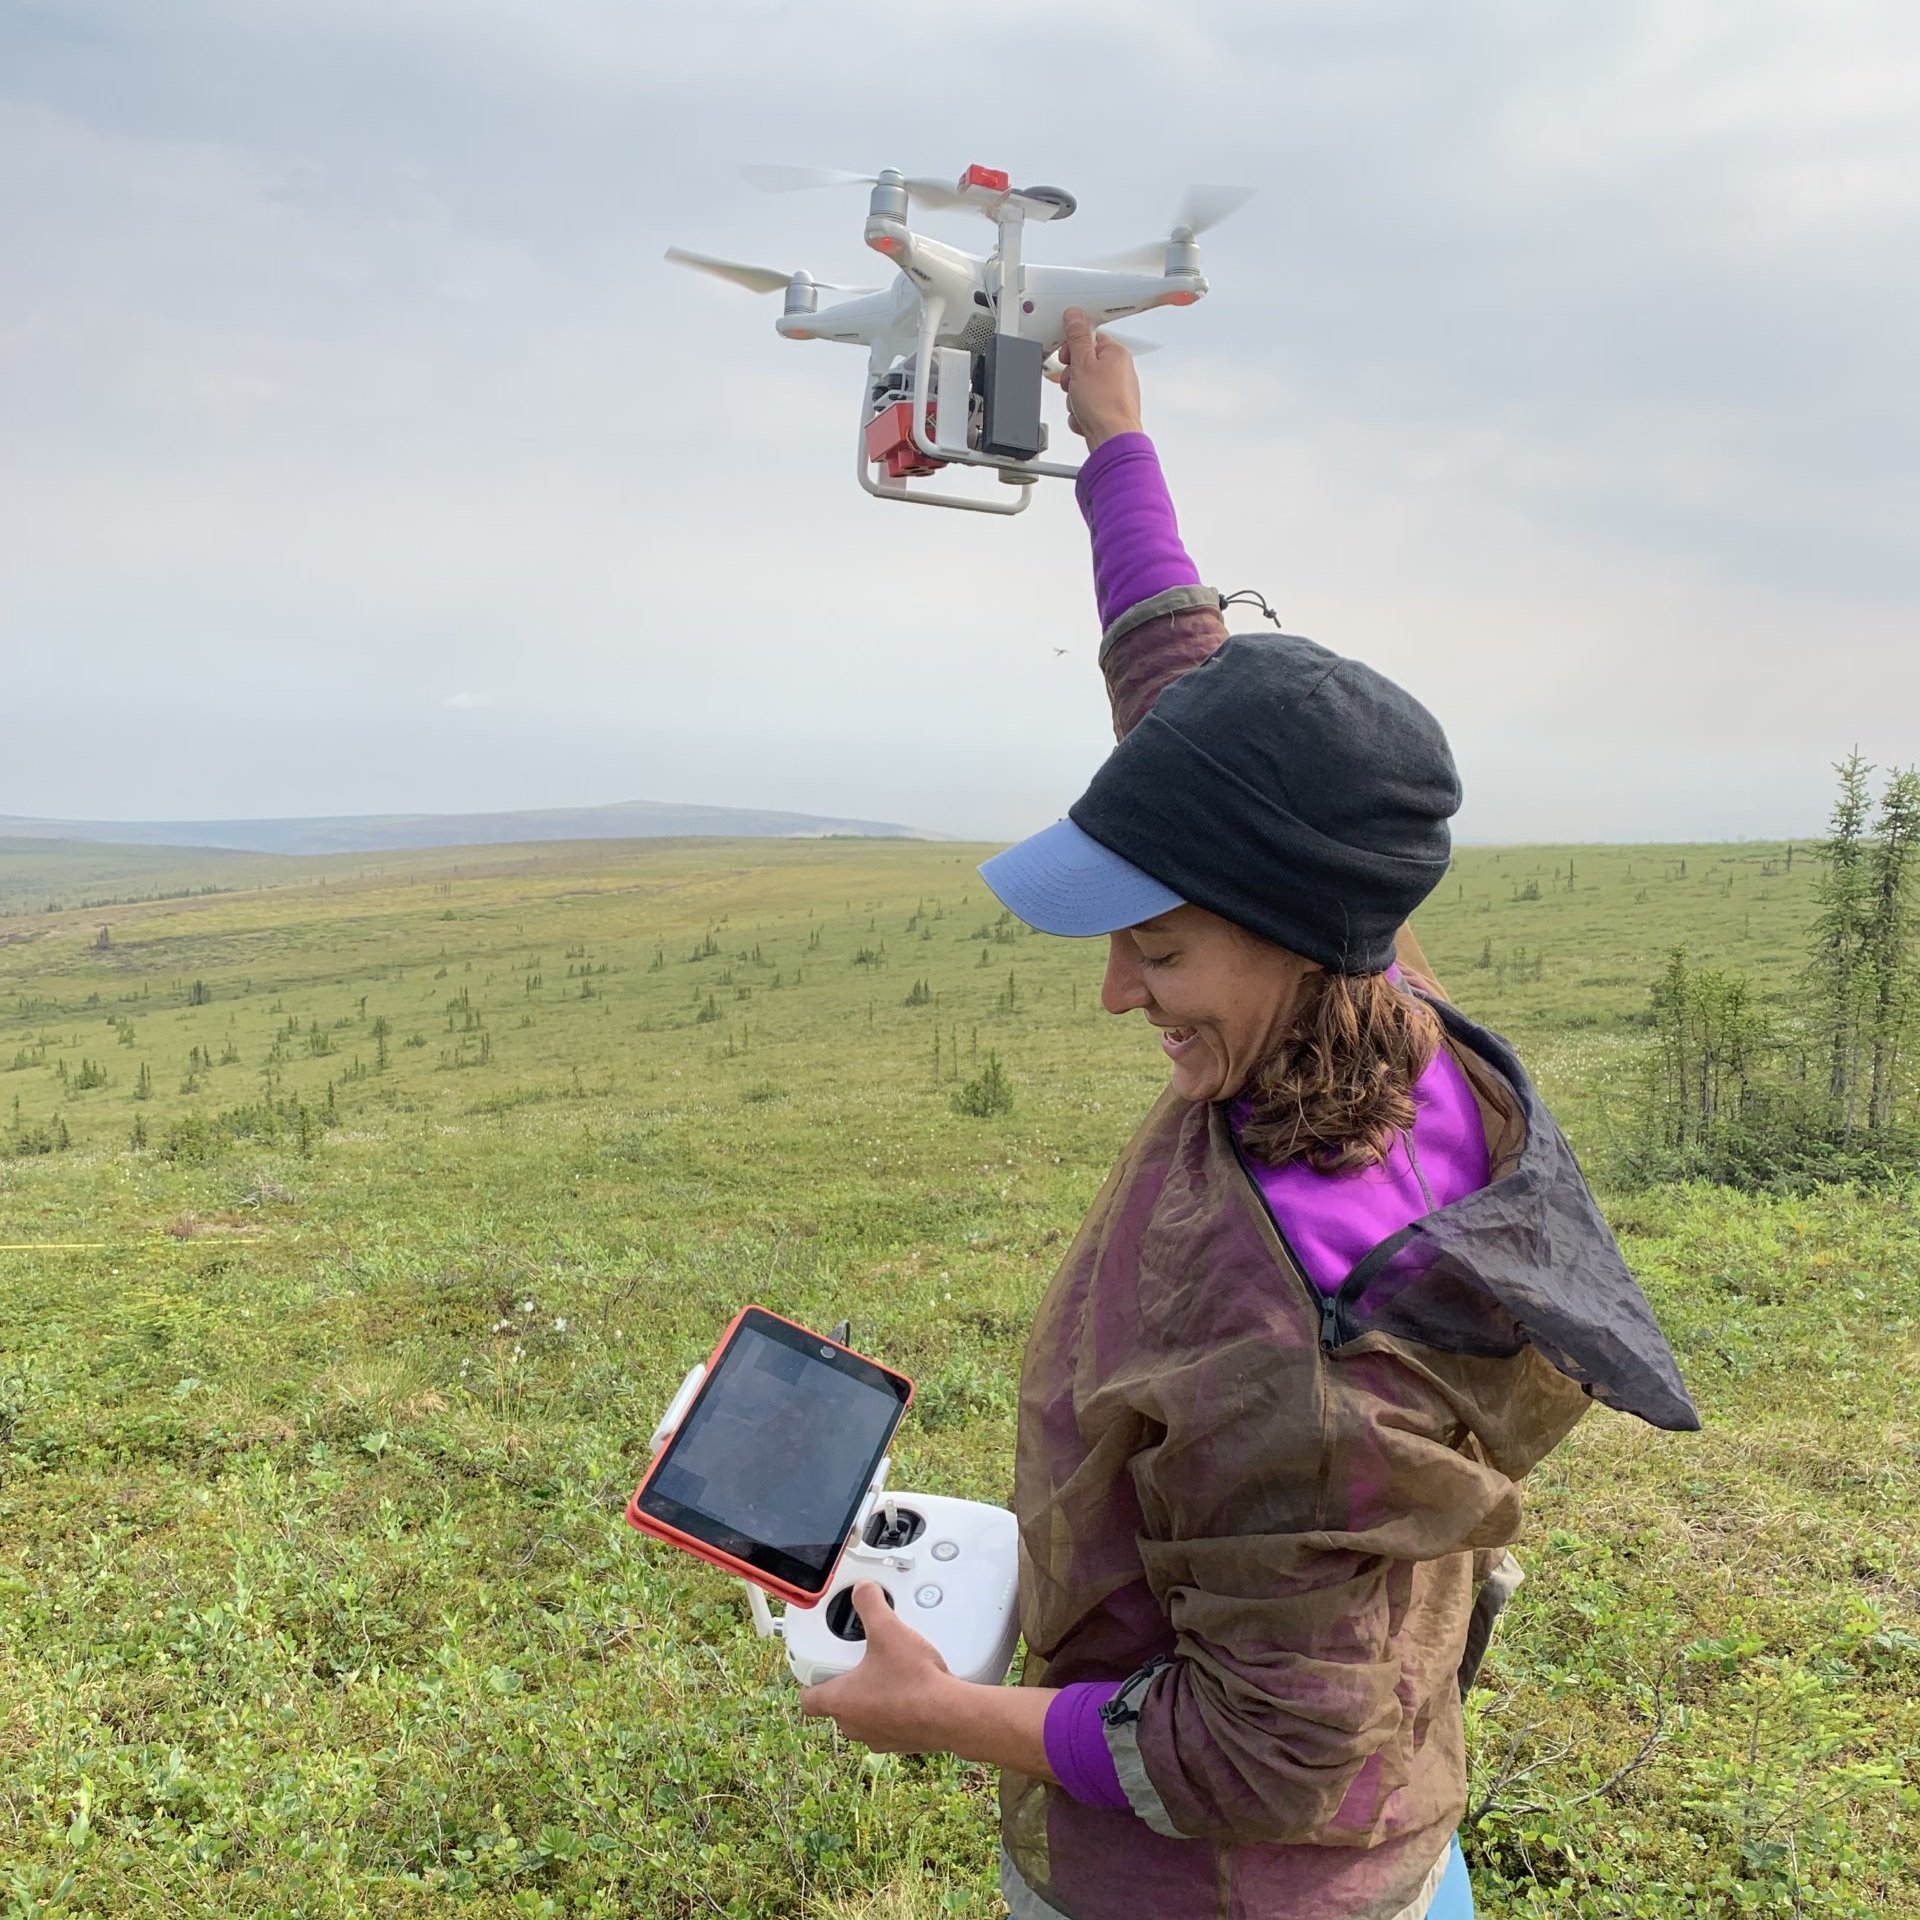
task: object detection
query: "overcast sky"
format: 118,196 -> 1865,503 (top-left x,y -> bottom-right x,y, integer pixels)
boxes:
2,0 -> 1915,842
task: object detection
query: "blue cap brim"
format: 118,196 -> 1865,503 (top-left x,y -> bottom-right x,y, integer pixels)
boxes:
978,818 -> 1185,937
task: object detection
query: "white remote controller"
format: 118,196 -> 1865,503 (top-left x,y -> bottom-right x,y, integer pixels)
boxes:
780,1488 -> 1021,1687
648,1363 -> 1022,1688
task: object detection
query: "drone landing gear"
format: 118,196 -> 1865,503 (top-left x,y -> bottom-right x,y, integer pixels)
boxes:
862,277 -> 1089,513
857,408 -> 1029,515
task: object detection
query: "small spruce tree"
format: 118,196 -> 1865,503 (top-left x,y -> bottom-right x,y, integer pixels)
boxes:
1863,766 -> 1920,1132
1809,749 -> 1876,1139
954,1051 -> 1014,1118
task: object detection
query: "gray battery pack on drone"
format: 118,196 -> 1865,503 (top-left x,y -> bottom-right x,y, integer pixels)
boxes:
978,334 -> 1047,460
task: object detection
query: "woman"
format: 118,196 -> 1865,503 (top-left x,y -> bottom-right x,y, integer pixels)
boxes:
801,311 -> 1698,1920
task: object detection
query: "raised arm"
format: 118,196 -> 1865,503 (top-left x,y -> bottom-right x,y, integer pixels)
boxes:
1061,309 -> 1228,738
1060,313 -> 1440,990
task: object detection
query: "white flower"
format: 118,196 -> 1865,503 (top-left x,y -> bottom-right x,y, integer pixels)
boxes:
552,1317 -> 568,1333
520,1300 -> 535,1315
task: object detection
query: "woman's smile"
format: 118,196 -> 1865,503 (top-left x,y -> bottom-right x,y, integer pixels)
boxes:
1157,1023 -> 1201,1060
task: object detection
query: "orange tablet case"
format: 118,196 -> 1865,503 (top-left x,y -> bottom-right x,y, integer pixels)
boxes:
624,1305 -> 914,1609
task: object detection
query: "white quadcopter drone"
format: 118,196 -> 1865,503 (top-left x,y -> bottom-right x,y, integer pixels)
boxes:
667,164 -> 1249,516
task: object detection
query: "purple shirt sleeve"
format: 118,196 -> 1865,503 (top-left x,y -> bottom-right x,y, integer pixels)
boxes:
1076,432 -> 1201,633
1043,1680 -> 1131,1809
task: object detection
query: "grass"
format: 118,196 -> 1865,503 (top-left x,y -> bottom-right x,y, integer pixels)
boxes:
0,834 -> 1912,1917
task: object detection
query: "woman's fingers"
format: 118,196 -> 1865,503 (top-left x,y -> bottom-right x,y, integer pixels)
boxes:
851,1580 -> 896,1639
1063,306 -> 1130,367
1061,306 -> 1095,369
1058,307 -> 1143,449
851,1582 -> 949,1670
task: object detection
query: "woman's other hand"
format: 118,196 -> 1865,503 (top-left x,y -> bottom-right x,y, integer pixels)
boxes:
797,1581 -> 958,1753
1060,308 -> 1143,451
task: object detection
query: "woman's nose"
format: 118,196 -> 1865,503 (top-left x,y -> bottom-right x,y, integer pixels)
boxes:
1101,936 -> 1150,1016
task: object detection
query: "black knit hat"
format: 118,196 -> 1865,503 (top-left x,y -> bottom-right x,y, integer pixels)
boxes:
1055,632 -> 1461,973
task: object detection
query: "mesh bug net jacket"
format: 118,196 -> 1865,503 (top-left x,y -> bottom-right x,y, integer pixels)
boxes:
998,588 -> 1699,1920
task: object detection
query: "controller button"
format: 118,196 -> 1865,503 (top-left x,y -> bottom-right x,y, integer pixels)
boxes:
915,1584 -> 943,1609
931,1540 -> 959,1562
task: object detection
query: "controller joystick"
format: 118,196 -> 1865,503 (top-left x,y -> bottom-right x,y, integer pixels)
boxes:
863,1501 -> 925,1550
825,1584 -> 896,1642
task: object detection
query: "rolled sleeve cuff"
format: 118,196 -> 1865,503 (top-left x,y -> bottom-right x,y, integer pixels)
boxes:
1097,1660 -> 1185,1838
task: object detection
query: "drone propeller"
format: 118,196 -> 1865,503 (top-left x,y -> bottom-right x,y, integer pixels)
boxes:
741,162 -> 972,212
664,247 -> 876,297
1084,184 -> 1254,270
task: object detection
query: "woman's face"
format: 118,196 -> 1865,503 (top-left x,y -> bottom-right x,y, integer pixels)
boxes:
1102,904 -> 1316,1103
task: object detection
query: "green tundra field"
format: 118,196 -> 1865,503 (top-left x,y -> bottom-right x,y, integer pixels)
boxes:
1,835 -> 1913,1919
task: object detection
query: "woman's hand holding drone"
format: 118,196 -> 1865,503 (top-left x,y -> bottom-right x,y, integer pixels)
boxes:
1059,307 -> 1144,451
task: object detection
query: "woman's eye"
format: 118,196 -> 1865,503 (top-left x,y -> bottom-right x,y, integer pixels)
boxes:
1136,950 -> 1174,970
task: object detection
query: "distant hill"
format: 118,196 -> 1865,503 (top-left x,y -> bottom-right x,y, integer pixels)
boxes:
0,800 -> 934,857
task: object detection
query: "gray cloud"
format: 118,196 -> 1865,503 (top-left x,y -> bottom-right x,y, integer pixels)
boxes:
1,0 -> 1914,840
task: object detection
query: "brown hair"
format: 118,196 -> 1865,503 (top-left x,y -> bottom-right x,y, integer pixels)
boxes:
1238,968 -> 1443,1175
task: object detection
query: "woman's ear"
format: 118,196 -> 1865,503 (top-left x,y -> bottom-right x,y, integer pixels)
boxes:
1243,932 -> 1318,1000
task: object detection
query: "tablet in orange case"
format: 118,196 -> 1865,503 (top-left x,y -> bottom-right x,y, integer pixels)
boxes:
625,1305 -> 913,1608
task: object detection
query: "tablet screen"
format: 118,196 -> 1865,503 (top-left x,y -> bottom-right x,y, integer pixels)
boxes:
636,1310 -> 911,1595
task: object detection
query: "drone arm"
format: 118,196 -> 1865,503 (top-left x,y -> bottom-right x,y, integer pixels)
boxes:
1020,266 -> 1207,351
